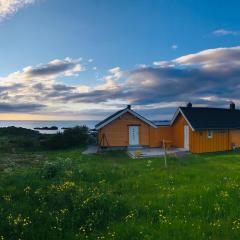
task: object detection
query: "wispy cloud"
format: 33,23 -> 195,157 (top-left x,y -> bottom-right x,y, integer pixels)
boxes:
0,102 -> 45,113
171,44 -> 178,50
0,57 -> 86,114
1,47 -> 240,119
213,29 -> 240,36
62,46 -> 240,118
0,0 -> 36,21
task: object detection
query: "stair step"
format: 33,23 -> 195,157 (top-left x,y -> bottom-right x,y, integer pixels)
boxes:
127,145 -> 144,150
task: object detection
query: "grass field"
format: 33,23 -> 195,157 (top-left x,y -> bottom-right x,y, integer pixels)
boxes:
1,149 -> 240,239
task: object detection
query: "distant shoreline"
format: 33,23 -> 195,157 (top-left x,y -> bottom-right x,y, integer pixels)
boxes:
0,120 -> 98,134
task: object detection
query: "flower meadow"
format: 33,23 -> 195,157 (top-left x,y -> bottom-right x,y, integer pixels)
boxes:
1,150 -> 240,239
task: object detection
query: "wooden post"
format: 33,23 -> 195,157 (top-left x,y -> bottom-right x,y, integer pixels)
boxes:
163,139 -> 167,168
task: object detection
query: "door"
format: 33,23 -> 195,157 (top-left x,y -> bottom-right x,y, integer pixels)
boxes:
184,125 -> 189,150
129,126 -> 139,145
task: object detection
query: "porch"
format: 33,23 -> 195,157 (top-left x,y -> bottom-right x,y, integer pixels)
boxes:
127,146 -> 188,159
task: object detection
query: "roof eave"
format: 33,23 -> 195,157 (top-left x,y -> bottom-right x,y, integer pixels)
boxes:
95,108 -> 157,130
170,107 -> 195,131
195,127 -> 240,131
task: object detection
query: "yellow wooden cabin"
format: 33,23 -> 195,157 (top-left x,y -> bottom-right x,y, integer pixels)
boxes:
95,103 -> 240,153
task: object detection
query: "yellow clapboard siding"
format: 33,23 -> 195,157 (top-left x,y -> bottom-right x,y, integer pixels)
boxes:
229,130 -> 240,148
98,110 -> 238,153
98,112 -> 150,147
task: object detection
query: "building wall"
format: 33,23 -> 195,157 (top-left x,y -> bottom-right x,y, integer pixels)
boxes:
229,130 -> 240,148
98,112 -> 150,147
149,126 -> 173,147
98,110 -> 236,153
172,114 -> 191,148
171,113 -> 230,153
98,112 -> 173,147
190,130 -> 230,153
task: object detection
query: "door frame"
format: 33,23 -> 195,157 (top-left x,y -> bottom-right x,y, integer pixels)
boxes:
184,125 -> 189,150
128,125 -> 140,146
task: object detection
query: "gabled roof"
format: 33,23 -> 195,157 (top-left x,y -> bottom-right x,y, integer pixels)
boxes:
171,106 -> 240,130
152,120 -> 170,126
95,107 -> 157,130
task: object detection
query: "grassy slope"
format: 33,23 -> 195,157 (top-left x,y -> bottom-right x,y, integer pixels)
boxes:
1,150 -> 240,239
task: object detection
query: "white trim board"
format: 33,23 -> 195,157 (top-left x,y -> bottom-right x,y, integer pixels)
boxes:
95,108 -> 157,130
170,108 -> 195,131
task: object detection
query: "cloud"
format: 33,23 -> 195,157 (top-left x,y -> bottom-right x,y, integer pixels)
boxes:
174,46 -> 240,69
1,47 -> 240,119
171,44 -> 178,50
0,102 -> 45,113
61,46 -> 240,117
107,66 -> 122,79
21,57 -> 84,79
0,0 -> 36,21
1,57 -> 84,87
0,57 -> 86,115
213,29 -> 240,36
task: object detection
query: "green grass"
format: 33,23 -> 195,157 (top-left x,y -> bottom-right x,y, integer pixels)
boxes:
1,149 -> 240,239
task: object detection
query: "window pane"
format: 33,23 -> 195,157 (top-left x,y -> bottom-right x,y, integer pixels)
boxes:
208,130 -> 213,138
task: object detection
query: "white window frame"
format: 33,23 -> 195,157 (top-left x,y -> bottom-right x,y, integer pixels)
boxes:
207,130 -> 213,139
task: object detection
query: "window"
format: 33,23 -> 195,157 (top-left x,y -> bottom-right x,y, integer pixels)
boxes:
207,130 -> 213,139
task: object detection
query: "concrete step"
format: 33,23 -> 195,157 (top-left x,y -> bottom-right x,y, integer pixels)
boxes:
127,145 -> 144,150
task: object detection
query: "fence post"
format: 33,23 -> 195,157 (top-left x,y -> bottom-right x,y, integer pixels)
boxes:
163,139 -> 167,168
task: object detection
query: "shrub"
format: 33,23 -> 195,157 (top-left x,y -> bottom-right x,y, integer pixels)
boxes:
42,126 -> 93,150
0,126 -> 40,137
88,130 -> 98,145
40,161 -> 61,179
63,126 -> 89,146
0,127 -> 41,152
40,158 -> 73,179
41,132 -> 65,150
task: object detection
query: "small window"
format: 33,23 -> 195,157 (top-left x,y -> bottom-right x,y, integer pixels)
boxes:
207,130 -> 213,139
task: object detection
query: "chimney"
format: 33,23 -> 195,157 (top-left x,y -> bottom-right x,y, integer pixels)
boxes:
186,102 -> 192,108
230,101 -> 235,110
127,105 -> 131,109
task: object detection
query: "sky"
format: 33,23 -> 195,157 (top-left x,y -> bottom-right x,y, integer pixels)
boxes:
0,0 -> 240,120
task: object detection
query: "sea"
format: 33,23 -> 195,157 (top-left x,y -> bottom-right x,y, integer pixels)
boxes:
0,120 -> 99,134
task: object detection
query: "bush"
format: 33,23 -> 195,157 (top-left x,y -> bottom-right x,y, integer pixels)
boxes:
0,127 -> 41,152
42,126 -> 94,150
63,126 -> 89,146
41,132 -> 65,150
0,126 -> 96,152
40,161 -> 61,179
0,126 -> 40,137
40,158 -> 73,179
88,130 -> 98,145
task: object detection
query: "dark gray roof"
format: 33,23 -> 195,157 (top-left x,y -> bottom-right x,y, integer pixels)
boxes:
180,107 -> 240,130
95,107 -> 157,129
95,108 -> 125,129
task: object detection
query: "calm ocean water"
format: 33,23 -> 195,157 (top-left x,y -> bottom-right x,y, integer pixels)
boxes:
0,120 -> 99,134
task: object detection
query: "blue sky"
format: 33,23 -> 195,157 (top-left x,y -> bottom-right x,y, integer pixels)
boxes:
0,0 -> 240,120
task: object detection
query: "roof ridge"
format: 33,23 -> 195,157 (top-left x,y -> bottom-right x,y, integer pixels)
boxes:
179,106 -> 240,130
95,107 -> 157,129
95,108 -> 126,128
180,106 -> 240,111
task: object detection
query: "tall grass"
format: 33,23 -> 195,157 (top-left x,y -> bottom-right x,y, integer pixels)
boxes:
1,150 -> 240,239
